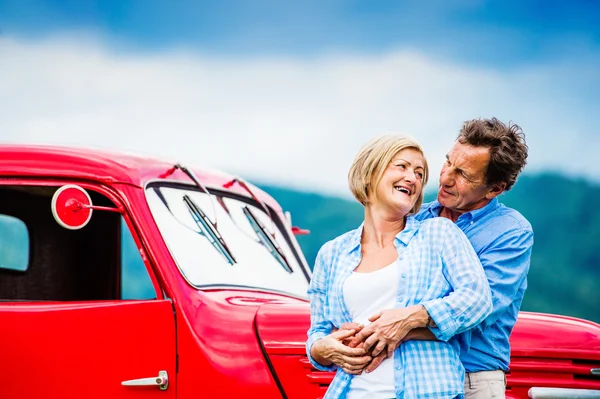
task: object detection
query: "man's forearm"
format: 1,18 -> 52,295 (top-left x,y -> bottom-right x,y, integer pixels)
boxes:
404,327 -> 437,341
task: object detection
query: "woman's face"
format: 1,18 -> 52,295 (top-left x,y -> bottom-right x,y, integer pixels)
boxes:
371,148 -> 425,216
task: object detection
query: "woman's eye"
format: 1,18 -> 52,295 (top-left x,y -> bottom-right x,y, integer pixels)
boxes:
416,172 -> 424,179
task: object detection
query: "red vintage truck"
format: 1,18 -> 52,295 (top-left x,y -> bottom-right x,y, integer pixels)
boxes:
0,145 -> 598,399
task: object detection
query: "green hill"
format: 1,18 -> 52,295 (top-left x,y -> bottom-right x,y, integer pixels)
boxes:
261,172 -> 600,324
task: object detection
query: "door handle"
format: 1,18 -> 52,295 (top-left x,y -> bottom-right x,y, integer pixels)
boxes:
122,370 -> 168,391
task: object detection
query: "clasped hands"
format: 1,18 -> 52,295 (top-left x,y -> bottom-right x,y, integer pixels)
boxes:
312,305 -> 427,375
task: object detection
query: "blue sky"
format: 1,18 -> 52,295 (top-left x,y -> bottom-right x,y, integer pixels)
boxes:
2,0 -> 599,63
1,1 -> 599,194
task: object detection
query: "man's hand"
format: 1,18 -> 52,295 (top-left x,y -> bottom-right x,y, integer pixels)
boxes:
311,329 -> 372,375
364,351 -> 388,373
338,322 -> 365,347
351,305 -> 429,358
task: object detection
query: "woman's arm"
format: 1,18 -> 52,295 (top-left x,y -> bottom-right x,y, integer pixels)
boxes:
306,245 -> 371,373
421,220 -> 493,341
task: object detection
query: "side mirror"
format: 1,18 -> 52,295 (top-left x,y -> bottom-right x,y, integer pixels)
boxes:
51,185 -> 121,230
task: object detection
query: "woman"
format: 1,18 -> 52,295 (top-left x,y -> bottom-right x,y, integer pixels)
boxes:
306,135 -> 492,399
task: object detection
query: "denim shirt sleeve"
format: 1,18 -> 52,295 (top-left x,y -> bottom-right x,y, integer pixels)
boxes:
422,221 -> 493,341
306,245 -> 336,371
477,227 -> 533,329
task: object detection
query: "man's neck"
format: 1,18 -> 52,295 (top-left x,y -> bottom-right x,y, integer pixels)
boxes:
438,206 -> 462,222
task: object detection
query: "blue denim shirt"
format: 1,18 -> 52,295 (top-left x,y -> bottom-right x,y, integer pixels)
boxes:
307,216 -> 492,398
415,198 -> 534,372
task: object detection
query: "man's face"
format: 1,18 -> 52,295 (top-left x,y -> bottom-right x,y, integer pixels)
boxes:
438,141 -> 499,214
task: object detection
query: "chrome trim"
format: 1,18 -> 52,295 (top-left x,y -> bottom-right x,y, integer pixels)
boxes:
529,387 -> 600,399
592,368 -> 600,375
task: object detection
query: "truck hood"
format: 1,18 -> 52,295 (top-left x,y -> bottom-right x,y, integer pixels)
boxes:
256,304 -> 600,360
511,311 -> 600,360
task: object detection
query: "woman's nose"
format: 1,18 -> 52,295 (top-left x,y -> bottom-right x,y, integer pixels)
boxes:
404,170 -> 416,182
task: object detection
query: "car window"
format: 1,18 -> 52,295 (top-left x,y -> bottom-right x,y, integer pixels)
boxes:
121,218 -> 156,300
0,215 -> 29,272
146,184 -> 309,298
0,184 -> 159,302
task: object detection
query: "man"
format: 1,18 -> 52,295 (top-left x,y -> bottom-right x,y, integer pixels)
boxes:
415,117 -> 533,398
349,117 -> 533,398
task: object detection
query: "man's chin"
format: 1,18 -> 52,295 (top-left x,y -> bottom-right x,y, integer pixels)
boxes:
437,195 -> 451,208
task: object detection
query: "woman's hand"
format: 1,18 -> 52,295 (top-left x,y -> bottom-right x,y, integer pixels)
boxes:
338,322 -> 365,347
351,305 -> 428,358
311,329 -> 373,375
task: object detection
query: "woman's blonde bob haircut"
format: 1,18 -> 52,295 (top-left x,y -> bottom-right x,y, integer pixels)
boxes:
348,135 -> 429,214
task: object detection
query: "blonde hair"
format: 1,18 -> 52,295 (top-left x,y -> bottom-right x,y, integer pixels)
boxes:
348,135 -> 429,214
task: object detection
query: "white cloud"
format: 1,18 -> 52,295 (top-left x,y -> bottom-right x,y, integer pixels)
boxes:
1,34 -> 598,197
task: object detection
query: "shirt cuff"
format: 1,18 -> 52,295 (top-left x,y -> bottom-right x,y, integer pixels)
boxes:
306,332 -> 336,372
422,299 -> 460,341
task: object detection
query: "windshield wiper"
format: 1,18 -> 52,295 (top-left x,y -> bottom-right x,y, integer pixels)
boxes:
184,195 -> 236,265
243,206 -> 292,273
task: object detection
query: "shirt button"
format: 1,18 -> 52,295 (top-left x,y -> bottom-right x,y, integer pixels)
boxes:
470,221 -> 474,225
401,273 -> 406,278
395,366 -> 401,370
398,297 -> 404,302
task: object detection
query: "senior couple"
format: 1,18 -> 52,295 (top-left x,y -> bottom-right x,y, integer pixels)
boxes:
306,117 -> 533,399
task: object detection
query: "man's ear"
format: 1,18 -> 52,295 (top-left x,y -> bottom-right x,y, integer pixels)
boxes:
485,182 -> 506,200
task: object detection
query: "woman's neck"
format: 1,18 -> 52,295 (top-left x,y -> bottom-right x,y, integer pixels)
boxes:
362,206 -> 406,248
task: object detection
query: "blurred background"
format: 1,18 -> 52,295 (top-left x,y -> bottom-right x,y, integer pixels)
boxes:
1,0 -> 598,322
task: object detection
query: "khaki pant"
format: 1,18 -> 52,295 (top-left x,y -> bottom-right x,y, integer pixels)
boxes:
464,370 -> 506,399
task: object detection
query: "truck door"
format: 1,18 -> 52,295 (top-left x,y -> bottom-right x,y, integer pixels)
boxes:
0,190 -> 177,399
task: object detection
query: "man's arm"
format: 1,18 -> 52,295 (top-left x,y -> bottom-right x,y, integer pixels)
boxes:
477,228 -> 533,329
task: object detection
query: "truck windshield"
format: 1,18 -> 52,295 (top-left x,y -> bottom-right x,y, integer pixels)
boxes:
145,183 -> 309,298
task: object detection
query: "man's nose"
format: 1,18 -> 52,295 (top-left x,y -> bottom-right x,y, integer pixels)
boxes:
440,167 -> 453,185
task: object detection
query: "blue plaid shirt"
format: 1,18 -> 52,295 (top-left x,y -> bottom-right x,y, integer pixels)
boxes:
307,216 -> 492,399
415,199 -> 533,372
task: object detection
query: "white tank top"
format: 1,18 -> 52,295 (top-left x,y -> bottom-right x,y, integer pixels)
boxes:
343,260 -> 399,399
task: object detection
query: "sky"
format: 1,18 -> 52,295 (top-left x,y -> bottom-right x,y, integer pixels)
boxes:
1,0 -> 599,196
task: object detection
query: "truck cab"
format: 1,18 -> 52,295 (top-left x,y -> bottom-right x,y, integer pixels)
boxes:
0,145 -> 598,399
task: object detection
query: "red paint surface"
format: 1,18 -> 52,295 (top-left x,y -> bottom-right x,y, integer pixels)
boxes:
0,301 -> 177,399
